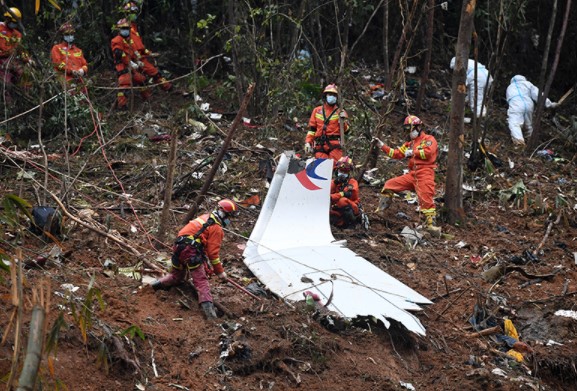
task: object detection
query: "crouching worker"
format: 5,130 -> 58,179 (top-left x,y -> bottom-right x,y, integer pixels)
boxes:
151,199 -> 239,319
330,156 -> 360,228
373,115 -> 440,234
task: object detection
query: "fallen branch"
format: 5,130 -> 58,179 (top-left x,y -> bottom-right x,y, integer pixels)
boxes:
48,190 -> 141,256
430,288 -> 463,303
435,287 -> 469,321
465,325 -> 502,339
533,212 -> 562,256
275,360 -> 301,385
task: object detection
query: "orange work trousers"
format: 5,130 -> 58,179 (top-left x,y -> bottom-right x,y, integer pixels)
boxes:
383,167 -> 435,212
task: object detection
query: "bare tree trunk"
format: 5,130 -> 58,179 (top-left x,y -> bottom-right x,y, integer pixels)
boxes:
528,0 -> 570,150
289,0 -> 308,57
537,0 -> 557,104
182,83 -> 255,224
338,1 -> 352,78
382,0 -> 390,76
445,0 -> 477,225
157,125 -> 179,246
415,0 -> 435,114
385,0 -> 421,91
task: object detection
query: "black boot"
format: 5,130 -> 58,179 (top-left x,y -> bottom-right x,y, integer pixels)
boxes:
201,301 -> 217,319
151,280 -> 170,291
342,206 -> 356,228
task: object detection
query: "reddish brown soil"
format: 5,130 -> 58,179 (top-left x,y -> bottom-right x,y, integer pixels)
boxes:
1,77 -> 577,391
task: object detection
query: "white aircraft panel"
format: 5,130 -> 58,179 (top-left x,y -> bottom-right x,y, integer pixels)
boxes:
243,152 -> 431,336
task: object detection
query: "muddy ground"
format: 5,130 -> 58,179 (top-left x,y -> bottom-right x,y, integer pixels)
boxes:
1,70 -> 577,391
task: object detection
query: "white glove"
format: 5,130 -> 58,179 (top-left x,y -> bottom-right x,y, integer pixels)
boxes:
129,61 -> 139,70
549,102 -> 559,109
404,149 -> 414,158
339,110 -> 347,119
217,272 -> 228,281
137,61 -> 145,68
304,143 -> 313,154
73,69 -> 84,77
372,137 -> 384,148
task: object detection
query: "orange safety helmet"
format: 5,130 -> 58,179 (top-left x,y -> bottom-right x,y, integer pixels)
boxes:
217,199 -> 239,216
4,7 -> 21,22
116,18 -> 130,29
335,156 -> 353,172
323,84 -> 339,95
58,22 -> 75,34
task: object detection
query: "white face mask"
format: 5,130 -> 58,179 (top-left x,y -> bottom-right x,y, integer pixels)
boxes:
410,130 -> 419,140
326,95 -> 337,105
63,35 -> 74,43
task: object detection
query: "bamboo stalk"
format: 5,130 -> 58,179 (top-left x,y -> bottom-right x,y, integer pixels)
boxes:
16,304 -> 46,391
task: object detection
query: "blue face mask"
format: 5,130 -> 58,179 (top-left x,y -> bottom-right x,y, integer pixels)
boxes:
326,95 -> 337,105
119,29 -> 130,38
7,22 -> 18,29
63,35 -> 75,43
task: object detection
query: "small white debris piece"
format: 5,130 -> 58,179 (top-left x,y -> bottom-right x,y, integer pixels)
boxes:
130,225 -> 138,233
135,382 -> 146,390
404,66 -> 417,74
61,284 -> 79,293
492,368 -> 507,377
554,310 -> 577,320
400,381 -> 416,390
200,102 -> 210,111
455,241 -> 468,249
508,158 -> 515,169
209,113 -> 222,120
546,339 -> 564,346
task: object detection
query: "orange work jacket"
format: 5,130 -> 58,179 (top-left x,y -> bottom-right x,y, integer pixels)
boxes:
306,103 -> 349,144
0,22 -> 22,58
111,35 -> 138,73
381,132 -> 438,170
51,42 -> 88,76
178,213 -> 225,274
129,22 -> 151,58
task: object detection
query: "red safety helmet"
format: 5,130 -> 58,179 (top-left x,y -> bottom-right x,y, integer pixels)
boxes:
58,22 -> 75,34
323,84 -> 339,95
116,18 -> 130,29
335,156 -> 353,172
404,115 -> 422,126
217,199 -> 239,217
123,2 -> 139,13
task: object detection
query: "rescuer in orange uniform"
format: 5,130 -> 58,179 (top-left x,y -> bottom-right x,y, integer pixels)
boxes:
305,84 -> 349,161
0,8 -> 29,90
111,18 -> 151,109
50,23 -> 88,92
330,156 -> 361,228
123,2 -> 172,91
151,199 -> 239,319
373,115 -> 440,231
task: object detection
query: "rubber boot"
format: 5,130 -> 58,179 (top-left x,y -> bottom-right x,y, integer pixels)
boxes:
342,206 -> 356,228
376,191 -> 393,213
151,280 -> 170,291
201,301 -> 217,319
424,211 -> 442,237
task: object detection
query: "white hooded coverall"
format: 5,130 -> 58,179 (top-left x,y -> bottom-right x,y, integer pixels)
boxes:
450,57 -> 493,117
506,75 -> 554,145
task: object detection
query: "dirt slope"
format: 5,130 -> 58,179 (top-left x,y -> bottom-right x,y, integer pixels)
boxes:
1,74 -> 577,391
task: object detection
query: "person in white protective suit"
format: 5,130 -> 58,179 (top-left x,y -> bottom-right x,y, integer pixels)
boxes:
450,57 -> 493,117
506,75 -> 559,146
